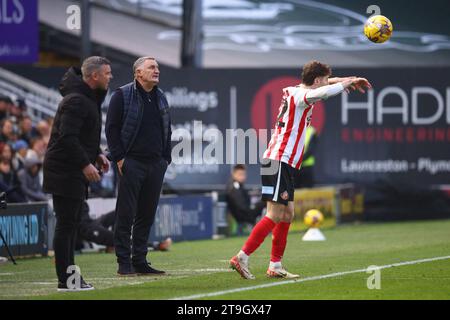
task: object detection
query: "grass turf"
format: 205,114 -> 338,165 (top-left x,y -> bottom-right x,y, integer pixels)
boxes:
0,219 -> 449,300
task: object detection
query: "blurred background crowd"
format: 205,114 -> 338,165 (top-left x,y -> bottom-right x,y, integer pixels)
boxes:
0,95 -> 51,203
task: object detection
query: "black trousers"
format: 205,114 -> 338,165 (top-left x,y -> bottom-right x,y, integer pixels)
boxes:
52,195 -> 83,283
114,157 -> 167,265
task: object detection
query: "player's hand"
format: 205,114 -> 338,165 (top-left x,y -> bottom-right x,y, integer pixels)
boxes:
341,78 -> 356,90
117,159 -> 124,176
351,77 -> 372,93
83,163 -> 102,182
333,76 -> 357,93
96,154 -> 110,174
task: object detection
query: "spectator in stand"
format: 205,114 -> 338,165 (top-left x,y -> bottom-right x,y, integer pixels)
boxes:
9,103 -> 24,125
0,143 -> 13,163
36,119 -> 51,147
17,153 -> 47,202
12,139 -> 28,171
19,116 -> 38,144
27,137 -> 46,161
0,119 -> 18,144
0,157 -> 25,203
15,98 -> 28,115
46,117 -> 54,129
0,96 -> 13,122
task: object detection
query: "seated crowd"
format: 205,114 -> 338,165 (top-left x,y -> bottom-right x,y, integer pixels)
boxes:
0,95 -> 51,203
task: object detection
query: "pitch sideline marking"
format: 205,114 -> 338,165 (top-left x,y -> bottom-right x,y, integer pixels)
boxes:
171,255 -> 450,300
0,268 -> 231,298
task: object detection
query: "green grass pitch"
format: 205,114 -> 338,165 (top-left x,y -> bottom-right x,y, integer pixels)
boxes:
1,219 -> 449,300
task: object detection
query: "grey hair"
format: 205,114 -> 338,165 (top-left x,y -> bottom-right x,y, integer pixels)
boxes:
81,56 -> 111,80
133,56 -> 155,77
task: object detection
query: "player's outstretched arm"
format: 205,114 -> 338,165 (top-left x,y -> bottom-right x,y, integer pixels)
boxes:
328,77 -> 353,85
341,77 -> 372,93
329,76 -> 372,93
304,83 -> 347,104
304,78 -> 372,104
329,76 -> 357,92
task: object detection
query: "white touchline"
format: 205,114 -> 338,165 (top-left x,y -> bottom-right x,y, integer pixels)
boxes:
170,255 -> 450,300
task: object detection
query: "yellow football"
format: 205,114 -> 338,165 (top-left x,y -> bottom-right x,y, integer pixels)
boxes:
303,209 -> 324,228
364,15 -> 393,43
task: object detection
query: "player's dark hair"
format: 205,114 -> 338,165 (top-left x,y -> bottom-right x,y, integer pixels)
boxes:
301,60 -> 332,85
233,164 -> 246,171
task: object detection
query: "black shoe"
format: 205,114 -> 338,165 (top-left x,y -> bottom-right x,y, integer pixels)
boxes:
117,264 -> 136,277
133,263 -> 166,276
57,277 -> 95,292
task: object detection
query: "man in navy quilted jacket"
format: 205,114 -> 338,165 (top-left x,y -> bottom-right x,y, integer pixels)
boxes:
105,57 -> 172,276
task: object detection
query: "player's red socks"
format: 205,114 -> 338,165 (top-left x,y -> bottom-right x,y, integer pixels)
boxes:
271,221 -> 291,262
240,216 -> 291,260
242,216 -> 276,256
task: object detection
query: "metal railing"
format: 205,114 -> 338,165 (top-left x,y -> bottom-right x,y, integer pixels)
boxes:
0,67 -> 60,122
0,67 -> 109,146
90,0 -> 182,28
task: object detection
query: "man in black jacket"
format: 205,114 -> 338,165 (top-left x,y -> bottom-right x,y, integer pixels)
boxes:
43,56 -> 112,291
106,57 -> 171,276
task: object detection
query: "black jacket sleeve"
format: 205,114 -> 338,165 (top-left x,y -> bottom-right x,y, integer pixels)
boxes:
105,89 -> 126,162
59,95 -> 92,169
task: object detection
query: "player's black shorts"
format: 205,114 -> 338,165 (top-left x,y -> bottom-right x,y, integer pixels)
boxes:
261,159 -> 297,205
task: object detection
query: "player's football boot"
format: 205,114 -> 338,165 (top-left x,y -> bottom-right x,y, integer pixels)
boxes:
229,255 -> 255,280
266,267 -> 300,279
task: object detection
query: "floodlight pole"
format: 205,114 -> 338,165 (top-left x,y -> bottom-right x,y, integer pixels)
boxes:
181,0 -> 203,68
81,0 -> 92,61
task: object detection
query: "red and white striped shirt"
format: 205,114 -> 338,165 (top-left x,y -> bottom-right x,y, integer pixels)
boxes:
263,83 -> 344,169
